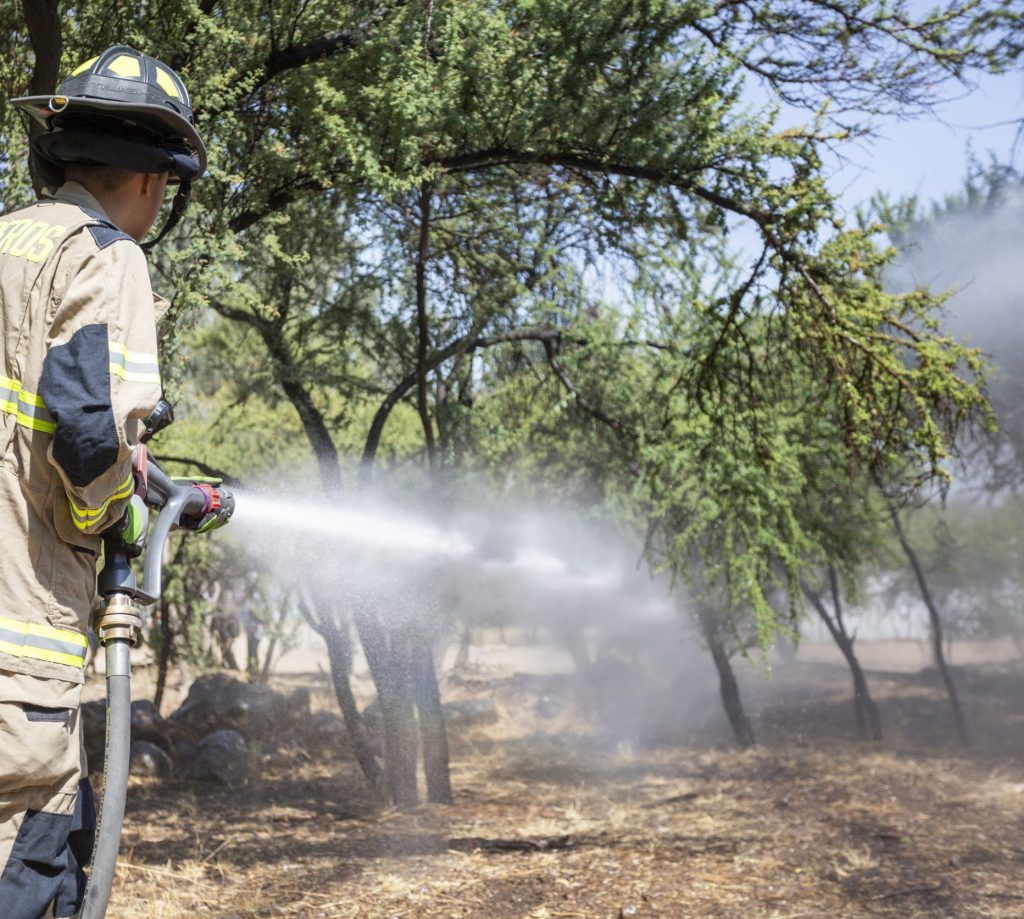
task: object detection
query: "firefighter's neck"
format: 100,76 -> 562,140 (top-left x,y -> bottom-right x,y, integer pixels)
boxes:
70,170 -> 170,243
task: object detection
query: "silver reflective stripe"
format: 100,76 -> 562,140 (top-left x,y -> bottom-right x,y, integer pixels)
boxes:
15,395 -> 52,427
0,375 -> 55,434
108,343 -> 160,384
0,626 -> 85,659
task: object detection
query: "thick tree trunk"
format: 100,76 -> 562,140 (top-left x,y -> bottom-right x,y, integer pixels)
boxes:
889,507 -> 970,746
411,620 -> 453,804
354,606 -> 419,807
319,614 -> 385,801
698,606 -> 755,749
801,571 -> 882,741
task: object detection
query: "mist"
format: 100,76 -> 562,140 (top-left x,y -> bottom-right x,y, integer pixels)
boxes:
221,478 -> 723,747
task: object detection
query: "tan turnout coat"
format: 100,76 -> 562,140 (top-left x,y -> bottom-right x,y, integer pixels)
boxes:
0,181 -> 164,705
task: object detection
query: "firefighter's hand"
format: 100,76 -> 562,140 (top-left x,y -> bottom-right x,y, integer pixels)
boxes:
104,494 -> 149,558
131,443 -> 149,497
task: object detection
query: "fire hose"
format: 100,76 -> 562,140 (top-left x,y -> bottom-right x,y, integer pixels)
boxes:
76,405 -> 234,919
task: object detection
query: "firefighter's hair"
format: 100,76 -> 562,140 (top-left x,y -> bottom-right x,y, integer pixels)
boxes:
63,162 -> 142,193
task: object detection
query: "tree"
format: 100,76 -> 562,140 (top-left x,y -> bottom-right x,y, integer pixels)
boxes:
4,0 -> 1021,779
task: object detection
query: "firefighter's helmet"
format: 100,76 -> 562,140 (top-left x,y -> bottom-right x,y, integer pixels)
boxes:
10,46 -> 206,248
11,45 -> 206,173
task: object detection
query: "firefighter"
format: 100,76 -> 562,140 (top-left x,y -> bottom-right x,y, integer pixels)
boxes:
0,46 -> 205,918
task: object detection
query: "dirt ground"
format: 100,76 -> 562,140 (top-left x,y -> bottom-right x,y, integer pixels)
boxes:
97,641 -> 1024,919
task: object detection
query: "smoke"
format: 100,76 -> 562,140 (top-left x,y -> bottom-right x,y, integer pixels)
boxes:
884,173 -> 1024,501
889,183 -> 1024,359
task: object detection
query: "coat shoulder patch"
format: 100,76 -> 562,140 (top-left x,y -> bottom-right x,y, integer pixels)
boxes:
86,222 -> 133,251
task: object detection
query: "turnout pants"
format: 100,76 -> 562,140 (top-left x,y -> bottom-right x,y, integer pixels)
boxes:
0,671 -> 95,919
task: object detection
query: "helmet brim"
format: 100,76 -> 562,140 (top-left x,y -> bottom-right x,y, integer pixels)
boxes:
10,94 -> 207,174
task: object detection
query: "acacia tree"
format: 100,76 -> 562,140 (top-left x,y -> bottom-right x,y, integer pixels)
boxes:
4,0 -> 1021,784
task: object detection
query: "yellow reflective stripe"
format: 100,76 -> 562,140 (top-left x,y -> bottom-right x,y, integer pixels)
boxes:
0,639 -> 86,668
105,54 -> 141,78
70,55 -> 99,77
67,471 -> 134,531
108,342 -> 161,384
0,375 -> 55,434
154,65 -> 182,101
0,614 -> 87,669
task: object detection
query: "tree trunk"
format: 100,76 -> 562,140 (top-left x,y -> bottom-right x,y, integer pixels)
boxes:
889,507 -> 970,746
453,622 -> 472,671
153,599 -> 173,714
259,636 -> 279,683
801,571 -> 882,741
415,184 -> 437,470
245,619 -> 261,678
319,614 -> 385,801
411,619 -> 453,804
22,0 -> 62,195
560,626 -> 591,673
698,606 -> 755,748
354,606 -> 420,807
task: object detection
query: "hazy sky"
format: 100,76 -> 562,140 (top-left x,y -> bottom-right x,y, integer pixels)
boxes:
829,68 -> 1024,212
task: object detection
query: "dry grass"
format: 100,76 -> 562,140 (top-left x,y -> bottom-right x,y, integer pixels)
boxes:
103,658 -> 1024,918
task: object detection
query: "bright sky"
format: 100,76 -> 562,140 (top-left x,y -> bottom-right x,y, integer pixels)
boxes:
829,68 -> 1024,214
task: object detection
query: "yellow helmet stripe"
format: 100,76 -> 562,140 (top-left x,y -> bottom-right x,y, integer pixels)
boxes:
153,65 -> 182,101
105,54 -> 142,78
70,56 -> 99,77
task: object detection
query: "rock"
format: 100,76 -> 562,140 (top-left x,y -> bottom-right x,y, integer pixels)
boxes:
442,698 -> 498,726
81,700 -> 107,770
536,692 -> 568,719
298,710 -> 349,754
169,673 -> 309,740
129,741 -> 173,777
185,729 -> 250,786
130,699 -> 168,746
131,698 -> 162,732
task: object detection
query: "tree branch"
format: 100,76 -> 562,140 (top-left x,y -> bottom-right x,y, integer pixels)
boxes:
360,327 -> 593,477
155,455 -> 240,485
542,338 -> 636,439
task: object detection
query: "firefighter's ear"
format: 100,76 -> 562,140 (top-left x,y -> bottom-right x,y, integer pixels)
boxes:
138,171 -> 169,199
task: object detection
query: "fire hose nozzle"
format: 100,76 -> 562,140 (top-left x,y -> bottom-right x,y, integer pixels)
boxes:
181,483 -> 235,533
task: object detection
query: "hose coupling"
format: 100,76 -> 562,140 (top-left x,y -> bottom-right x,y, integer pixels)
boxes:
93,593 -> 144,647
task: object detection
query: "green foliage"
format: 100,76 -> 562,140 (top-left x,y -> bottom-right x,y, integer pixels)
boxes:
1,0 -> 1020,663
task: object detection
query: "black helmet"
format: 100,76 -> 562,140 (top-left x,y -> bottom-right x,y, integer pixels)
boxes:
10,46 -> 206,249
11,45 -> 206,172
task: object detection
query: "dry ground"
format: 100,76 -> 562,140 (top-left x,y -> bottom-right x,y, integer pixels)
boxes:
98,648 -> 1024,919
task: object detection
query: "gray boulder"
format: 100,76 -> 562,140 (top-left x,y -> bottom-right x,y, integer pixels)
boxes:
185,729 -> 250,786
130,699 -> 163,736
169,673 -> 308,740
129,741 -> 173,777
